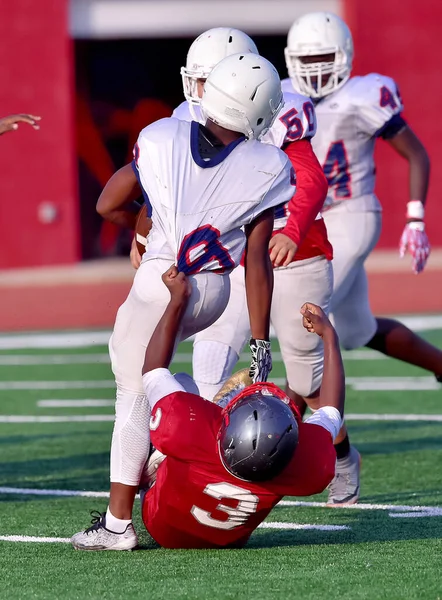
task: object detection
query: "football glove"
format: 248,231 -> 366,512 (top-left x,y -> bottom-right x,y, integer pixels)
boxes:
399,222 -> 430,275
399,201 -> 430,274
249,338 -> 272,383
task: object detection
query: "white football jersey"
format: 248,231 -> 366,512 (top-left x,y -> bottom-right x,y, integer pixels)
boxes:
172,90 -> 316,231
282,73 -> 404,211
133,118 -> 295,275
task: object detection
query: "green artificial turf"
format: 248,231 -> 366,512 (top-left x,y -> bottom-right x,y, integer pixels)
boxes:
1,330 -> 442,599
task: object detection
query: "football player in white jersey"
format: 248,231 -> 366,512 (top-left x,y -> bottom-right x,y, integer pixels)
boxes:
72,53 -> 298,551
283,11 -> 442,503
168,28 -> 336,467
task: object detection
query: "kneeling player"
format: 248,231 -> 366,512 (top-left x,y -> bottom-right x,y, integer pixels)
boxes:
141,267 -> 344,549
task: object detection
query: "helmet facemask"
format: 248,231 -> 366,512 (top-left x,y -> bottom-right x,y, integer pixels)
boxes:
180,67 -> 209,106
285,48 -> 351,99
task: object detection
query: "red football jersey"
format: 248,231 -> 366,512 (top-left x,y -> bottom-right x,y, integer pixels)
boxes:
142,391 -> 336,549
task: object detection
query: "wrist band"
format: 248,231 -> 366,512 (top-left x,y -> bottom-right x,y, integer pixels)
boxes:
406,200 -> 425,220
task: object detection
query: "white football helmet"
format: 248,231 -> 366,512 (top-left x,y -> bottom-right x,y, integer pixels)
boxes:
200,53 -> 284,140
181,28 -> 259,107
285,12 -> 354,99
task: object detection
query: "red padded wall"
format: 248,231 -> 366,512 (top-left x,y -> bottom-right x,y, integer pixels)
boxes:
345,0 -> 442,247
0,0 -> 79,268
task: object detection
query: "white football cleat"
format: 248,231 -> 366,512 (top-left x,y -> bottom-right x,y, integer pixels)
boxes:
327,445 -> 361,506
71,511 -> 138,551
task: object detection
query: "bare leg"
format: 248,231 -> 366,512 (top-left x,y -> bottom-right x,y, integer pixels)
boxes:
367,318 -> 442,376
109,483 -> 138,520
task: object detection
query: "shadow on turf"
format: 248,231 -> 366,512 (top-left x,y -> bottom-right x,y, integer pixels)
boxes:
0,451 -> 110,495
131,511 -> 442,552
245,510 -> 442,549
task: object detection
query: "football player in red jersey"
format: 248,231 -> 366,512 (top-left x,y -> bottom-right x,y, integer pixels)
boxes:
143,266 -> 345,549
72,265 -> 345,550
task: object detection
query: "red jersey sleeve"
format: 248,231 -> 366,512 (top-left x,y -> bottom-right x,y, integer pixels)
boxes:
281,139 -> 328,247
150,392 -> 222,461
269,422 -> 336,497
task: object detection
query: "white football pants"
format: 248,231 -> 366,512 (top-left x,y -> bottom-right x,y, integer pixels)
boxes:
109,257 -> 230,485
193,255 -> 333,400
323,199 -> 382,350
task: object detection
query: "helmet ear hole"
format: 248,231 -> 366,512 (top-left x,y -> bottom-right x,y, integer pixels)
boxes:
256,118 -> 263,126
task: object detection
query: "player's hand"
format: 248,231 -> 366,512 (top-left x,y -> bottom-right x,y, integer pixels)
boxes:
249,339 -> 272,383
0,114 -> 41,135
162,265 -> 191,302
130,235 -> 141,270
300,303 -> 334,338
269,233 -> 298,267
399,222 -> 430,274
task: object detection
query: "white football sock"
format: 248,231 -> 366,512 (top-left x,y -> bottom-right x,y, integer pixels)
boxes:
106,507 -> 131,533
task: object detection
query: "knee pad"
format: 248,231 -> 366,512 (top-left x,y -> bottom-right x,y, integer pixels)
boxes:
285,357 -> 323,399
192,341 -> 239,401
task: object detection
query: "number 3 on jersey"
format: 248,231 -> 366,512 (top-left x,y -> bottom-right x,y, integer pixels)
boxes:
323,140 -> 352,199
191,482 -> 259,530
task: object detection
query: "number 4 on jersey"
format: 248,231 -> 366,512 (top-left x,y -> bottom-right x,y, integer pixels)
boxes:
323,140 -> 352,199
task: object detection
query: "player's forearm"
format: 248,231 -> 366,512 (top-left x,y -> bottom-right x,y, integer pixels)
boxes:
244,254 -> 273,340
319,327 -> 345,416
97,163 -> 141,228
143,299 -> 187,374
282,140 -> 328,245
408,150 -> 430,206
388,127 -> 431,205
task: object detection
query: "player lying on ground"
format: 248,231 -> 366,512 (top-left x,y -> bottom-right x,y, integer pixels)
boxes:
72,266 -> 344,550
282,11 -> 442,502
71,53 -> 299,550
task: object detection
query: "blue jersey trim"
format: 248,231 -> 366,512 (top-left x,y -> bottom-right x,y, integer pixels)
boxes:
190,121 -> 245,168
131,159 -> 152,217
376,113 -> 407,140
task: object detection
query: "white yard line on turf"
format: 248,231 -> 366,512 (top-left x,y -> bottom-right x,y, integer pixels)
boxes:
272,376 -> 441,390
1,487 -> 439,521
258,522 -> 350,531
0,331 -> 112,350
2,413 -> 442,424
37,400 -> 114,407
0,350 -> 387,365
0,354 -> 110,365
0,376 -> 440,392
0,487 -> 109,497
1,487 -> 441,516
279,500 -> 442,518
0,380 -> 115,390
345,414 -> 442,422
0,314 -> 440,350
0,522 -> 350,544
0,535 -> 72,543
0,415 -> 115,423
